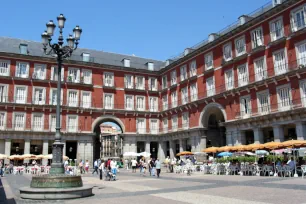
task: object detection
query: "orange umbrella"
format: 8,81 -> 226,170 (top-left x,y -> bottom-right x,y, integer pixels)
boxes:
279,140 -> 306,148
231,145 -> 246,152
243,143 -> 264,151
176,151 -> 194,156
218,146 -> 234,152
203,147 -> 219,153
250,144 -> 266,151
263,141 -> 282,150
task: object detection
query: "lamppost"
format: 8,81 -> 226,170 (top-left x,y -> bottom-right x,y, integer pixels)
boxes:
41,14 -> 82,174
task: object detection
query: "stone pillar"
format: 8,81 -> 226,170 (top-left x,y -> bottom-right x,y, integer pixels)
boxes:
24,139 -> 31,163
158,141 -> 166,161
253,128 -> 264,144
130,138 -> 137,153
190,136 -> 196,152
0,140 -> 4,154
169,140 -> 175,158
296,122 -> 306,140
226,131 -> 233,146
237,131 -> 246,145
85,142 -> 93,164
62,140 -> 66,156
4,139 -> 11,164
179,139 -> 184,152
42,140 -> 49,165
145,141 -> 150,153
123,139 -> 130,153
273,125 -> 284,142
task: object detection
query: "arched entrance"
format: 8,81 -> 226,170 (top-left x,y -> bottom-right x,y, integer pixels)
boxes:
200,103 -> 226,147
92,115 -> 124,160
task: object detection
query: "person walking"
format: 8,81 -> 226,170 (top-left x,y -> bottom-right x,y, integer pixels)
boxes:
92,159 -> 99,175
131,158 -> 137,173
155,158 -> 161,178
79,160 -> 84,174
99,160 -> 105,180
150,158 -> 156,176
85,160 -> 90,173
0,160 -> 4,177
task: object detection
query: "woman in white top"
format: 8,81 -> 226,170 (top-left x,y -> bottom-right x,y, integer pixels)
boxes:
99,160 -> 105,180
85,160 -> 90,173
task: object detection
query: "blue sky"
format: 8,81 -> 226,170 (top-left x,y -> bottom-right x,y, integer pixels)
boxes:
2,0 -> 269,60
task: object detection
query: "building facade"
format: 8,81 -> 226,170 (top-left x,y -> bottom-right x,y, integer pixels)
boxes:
1,0 -> 306,163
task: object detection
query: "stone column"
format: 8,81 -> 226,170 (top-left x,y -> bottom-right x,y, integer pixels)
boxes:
0,140 -> 5,154
4,139 -> 11,164
145,141 -> 150,153
273,125 -> 284,142
130,137 -> 137,153
190,136 -> 196,152
226,131 -> 233,146
253,128 -> 264,144
158,141 -> 166,161
62,140 -> 66,156
237,131 -> 246,145
123,139 -> 130,153
179,139 -> 184,152
42,140 -> 49,165
169,140 -> 175,158
296,122 -> 306,140
24,139 -> 31,163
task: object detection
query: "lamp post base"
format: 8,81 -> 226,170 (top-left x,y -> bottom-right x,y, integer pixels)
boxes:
49,142 -> 65,174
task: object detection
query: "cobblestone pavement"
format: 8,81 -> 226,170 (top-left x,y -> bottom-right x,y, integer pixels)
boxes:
1,169 -> 306,204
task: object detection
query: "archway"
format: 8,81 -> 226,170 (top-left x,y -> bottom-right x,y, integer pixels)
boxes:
199,103 -> 226,147
92,115 -> 124,160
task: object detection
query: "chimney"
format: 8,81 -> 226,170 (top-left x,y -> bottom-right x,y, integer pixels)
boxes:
184,48 -> 194,56
208,33 -> 219,42
272,0 -> 283,7
165,59 -> 174,66
238,15 -> 253,26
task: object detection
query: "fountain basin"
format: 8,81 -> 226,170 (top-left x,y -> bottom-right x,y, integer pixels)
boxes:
30,174 -> 83,188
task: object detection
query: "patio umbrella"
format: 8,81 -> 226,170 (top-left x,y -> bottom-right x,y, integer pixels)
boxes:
231,145 -> 246,152
8,155 -> 23,160
35,155 -> 45,160
279,140 -> 306,149
45,154 -> 70,161
176,151 -> 194,156
123,152 -> 139,157
139,152 -> 151,158
217,152 -> 233,157
194,152 -> 207,155
218,146 -> 234,152
263,141 -> 282,150
255,150 -> 269,155
21,154 -> 37,159
203,147 -> 219,153
0,154 -> 8,159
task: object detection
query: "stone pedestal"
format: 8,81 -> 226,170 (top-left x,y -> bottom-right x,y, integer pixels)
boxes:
4,139 -> 11,164
49,142 -> 64,175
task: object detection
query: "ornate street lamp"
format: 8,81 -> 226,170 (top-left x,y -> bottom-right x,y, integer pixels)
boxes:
41,14 -> 82,174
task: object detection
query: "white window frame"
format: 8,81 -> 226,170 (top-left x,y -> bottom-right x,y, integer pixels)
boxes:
14,85 -> 28,104
251,27 -> 264,49
295,40 -> 306,66
104,93 -> 114,109
223,42 -> 232,61
13,112 -> 25,131
0,112 -> 7,130
182,112 -> 189,129
276,84 -> 292,111
32,86 -> 46,105
190,83 -> 198,102
0,84 -> 8,102
33,64 -> 46,80
49,88 -> 63,105
148,77 -> 157,91
180,65 -> 188,81
189,60 -> 197,77
257,90 -> 270,115
205,52 -> 213,70
136,95 -> 145,111
67,67 -> 81,83
162,118 -> 168,133
49,114 -> 59,132
32,113 -> 44,131
299,79 -> 306,107
0,59 -> 10,76
149,96 -> 158,112
67,89 -> 79,107
273,48 -> 288,75
149,119 -> 159,134
104,72 -> 114,87
162,75 -> 167,89
254,56 -> 267,81
82,53 -> 90,62
136,118 -> 146,134
269,16 -> 284,42
235,36 -> 246,57
181,87 -> 188,105
171,115 -> 178,131
240,95 -> 251,118
206,76 -> 215,97
162,95 -> 168,110
225,69 -> 234,90
15,61 -> 29,78
50,66 -> 64,81
291,5 -> 306,32
82,69 -> 92,84
237,63 -> 249,87
147,62 -> 154,71
125,74 -> 134,89
171,91 -> 177,108
123,59 -> 130,67
67,115 -> 78,133
81,91 -> 91,108
135,76 -> 145,90
170,70 -> 177,86
125,94 -> 134,110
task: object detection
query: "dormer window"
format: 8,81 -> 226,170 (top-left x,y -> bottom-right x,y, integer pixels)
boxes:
123,59 -> 130,67
19,44 -> 28,55
82,53 -> 90,62
147,62 -> 154,71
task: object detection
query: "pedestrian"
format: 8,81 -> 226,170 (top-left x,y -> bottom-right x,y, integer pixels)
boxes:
92,159 -> 99,175
99,159 -> 105,180
139,157 -> 144,174
150,158 -> 156,176
85,160 -> 90,173
79,160 -> 84,174
164,156 -> 170,173
148,158 -> 152,176
142,159 -> 147,176
0,160 -> 4,177
131,158 -> 137,173
155,158 -> 161,178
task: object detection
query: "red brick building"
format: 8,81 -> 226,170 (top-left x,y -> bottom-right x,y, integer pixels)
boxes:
1,0 -> 306,163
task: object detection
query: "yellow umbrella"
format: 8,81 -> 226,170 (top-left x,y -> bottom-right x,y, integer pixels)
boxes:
0,154 -> 8,159
46,154 -> 69,161
203,147 -> 219,153
263,141 -> 282,150
217,146 -> 234,152
279,140 -> 306,148
176,151 -> 194,156
21,154 -> 37,159
35,155 -> 45,160
8,155 -> 23,160
231,145 -> 246,152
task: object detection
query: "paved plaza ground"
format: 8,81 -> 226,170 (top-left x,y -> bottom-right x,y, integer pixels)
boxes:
1,169 -> 306,204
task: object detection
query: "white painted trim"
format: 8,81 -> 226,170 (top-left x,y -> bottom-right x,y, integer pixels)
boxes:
199,102 -> 227,128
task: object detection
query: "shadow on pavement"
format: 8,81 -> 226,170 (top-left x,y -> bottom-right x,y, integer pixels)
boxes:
0,177 -> 16,204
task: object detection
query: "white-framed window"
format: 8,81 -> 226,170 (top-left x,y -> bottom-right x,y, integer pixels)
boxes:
81,91 -> 91,108
162,95 -> 168,110
291,5 -> 306,32
147,62 -> 154,71
149,97 -> 158,112
49,114 -> 56,132
238,64 -> 249,87
190,83 -> 198,101
13,112 -> 25,130
123,59 -> 130,67
163,118 -> 168,133
104,93 -> 114,109
254,57 -> 267,81
49,88 -> 63,105
135,76 -> 145,90
300,79 -> 306,107
15,86 -> 27,104
0,59 -> 10,76
171,115 -> 178,131
162,75 -> 167,89
251,27 -> 264,48
33,64 -> 46,80
148,77 -> 157,91
170,70 -> 177,86
32,87 -> 46,105
0,84 -> 8,102
277,84 -> 292,111
0,112 -> 6,130
223,43 -> 232,61
171,91 -> 177,108
50,66 -> 64,81
125,74 -> 134,89
67,68 -> 80,83
136,96 -> 145,111
205,52 -> 213,70
240,95 -> 251,118
32,113 -> 44,131
182,112 -> 189,129
189,60 -> 197,77
181,87 -> 188,105
180,65 -> 188,81
19,44 -> 28,55
125,95 -> 134,110
150,119 -> 158,134
67,115 -> 78,132
136,118 -> 146,134
15,62 -> 29,78
104,72 -> 114,87
270,17 -> 284,42
235,36 -> 246,56
273,49 -> 287,75
206,77 -> 215,97
296,40 -> 306,66
82,53 -> 90,62
225,69 -> 234,90
67,89 -> 79,107
82,69 -> 92,84
257,90 -> 270,115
